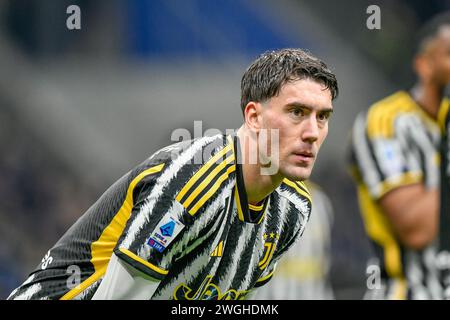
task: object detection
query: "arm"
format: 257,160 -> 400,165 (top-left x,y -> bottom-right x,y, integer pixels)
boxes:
379,183 -> 439,250
92,253 -> 161,300
90,162 -> 171,300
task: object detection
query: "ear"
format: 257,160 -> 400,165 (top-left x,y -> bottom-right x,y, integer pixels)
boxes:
243,101 -> 262,133
414,54 -> 433,82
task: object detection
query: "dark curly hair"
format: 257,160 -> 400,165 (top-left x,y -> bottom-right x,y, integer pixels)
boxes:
240,48 -> 338,114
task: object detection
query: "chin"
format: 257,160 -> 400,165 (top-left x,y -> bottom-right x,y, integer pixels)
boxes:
282,167 -> 312,182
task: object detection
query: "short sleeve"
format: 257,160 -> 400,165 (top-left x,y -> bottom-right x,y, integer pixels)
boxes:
351,112 -> 429,200
113,163 -> 189,281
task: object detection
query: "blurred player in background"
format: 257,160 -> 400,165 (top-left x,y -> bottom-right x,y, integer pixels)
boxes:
349,13 -> 450,300
8,49 -> 338,300
253,181 -> 334,300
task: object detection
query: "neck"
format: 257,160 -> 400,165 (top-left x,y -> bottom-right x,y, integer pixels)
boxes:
412,82 -> 445,119
236,126 -> 284,204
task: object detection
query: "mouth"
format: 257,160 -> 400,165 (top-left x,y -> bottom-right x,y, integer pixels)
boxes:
292,151 -> 315,164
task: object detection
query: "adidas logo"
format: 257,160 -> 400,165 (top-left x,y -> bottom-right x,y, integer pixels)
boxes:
211,240 -> 224,257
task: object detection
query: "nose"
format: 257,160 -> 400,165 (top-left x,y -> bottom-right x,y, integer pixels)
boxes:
301,115 -> 319,143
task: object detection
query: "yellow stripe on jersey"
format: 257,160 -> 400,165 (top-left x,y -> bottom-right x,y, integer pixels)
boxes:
182,154 -> 235,208
357,183 -> 403,279
297,181 -> 309,192
176,143 -> 233,203
118,247 -> 168,275
188,165 -> 236,215
256,270 -> 275,284
367,91 -> 440,139
60,163 -> 165,300
367,92 -> 416,139
389,278 -> 407,300
367,91 -> 402,138
377,171 -> 423,199
382,97 -> 415,137
249,203 -> 264,211
234,183 -> 245,222
211,240 -> 224,257
438,97 -> 450,133
257,209 -> 266,224
296,181 -> 311,199
282,179 -> 312,203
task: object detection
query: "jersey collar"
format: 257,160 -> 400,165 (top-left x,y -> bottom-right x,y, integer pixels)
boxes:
231,134 -> 269,224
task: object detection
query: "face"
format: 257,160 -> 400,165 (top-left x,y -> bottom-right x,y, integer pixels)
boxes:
257,78 -> 333,181
419,25 -> 450,87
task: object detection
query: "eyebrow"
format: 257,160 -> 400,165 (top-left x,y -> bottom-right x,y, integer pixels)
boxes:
286,102 -> 334,113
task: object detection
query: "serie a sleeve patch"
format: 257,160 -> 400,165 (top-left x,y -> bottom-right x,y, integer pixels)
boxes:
146,214 -> 185,253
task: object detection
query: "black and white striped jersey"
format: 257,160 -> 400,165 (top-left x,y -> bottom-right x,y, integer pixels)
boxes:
8,134 -> 312,300
349,91 -> 443,300
252,182 -> 334,300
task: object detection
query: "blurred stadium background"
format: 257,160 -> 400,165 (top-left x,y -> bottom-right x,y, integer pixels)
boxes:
1,0 -> 449,299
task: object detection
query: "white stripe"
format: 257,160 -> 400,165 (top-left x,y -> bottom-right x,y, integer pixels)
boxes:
405,250 -> 429,299
398,116 -> 439,188
273,192 -> 305,256
352,113 -> 383,197
238,199 -> 271,291
136,200 -> 186,262
395,120 -> 421,175
121,134 -> 220,248
10,282 -> 42,300
152,199 -> 230,299
73,279 -> 102,300
139,181 -> 234,266
7,274 -> 36,299
166,182 -> 234,259
423,245 -> 444,300
277,188 -> 309,221
218,217 -> 256,290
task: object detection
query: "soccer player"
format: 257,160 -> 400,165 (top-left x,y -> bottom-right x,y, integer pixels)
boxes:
349,13 -> 450,299
252,181 -> 334,300
8,48 -> 338,300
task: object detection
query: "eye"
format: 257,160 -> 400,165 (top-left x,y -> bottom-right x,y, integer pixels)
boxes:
317,111 -> 332,122
291,108 -> 304,117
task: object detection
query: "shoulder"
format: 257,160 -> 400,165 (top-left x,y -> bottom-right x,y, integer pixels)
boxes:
167,134 -> 236,217
276,179 -> 312,215
365,91 -> 423,139
143,134 -> 227,165
129,134 -> 232,208
269,180 -> 313,259
136,134 -> 230,177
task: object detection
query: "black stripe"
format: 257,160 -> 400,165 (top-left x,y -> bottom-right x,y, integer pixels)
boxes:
294,181 -> 310,196
253,273 -> 274,288
212,207 -> 244,282
440,127 -> 450,249
179,148 -> 234,205
249,197 -> 269,221
370,240 -> 389,280
158,206 -> 231,299
185,162 -> 235,213
114,248 -> 166,281
364,130 -> 386,182
233,135 -> 267,224
231,226 -> 260,289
